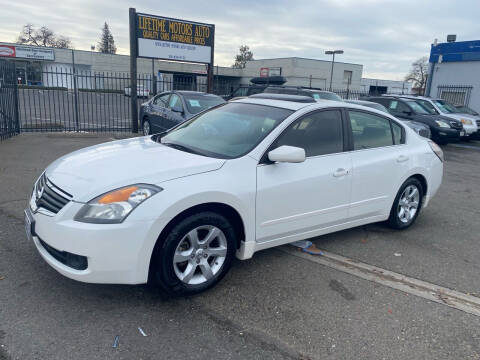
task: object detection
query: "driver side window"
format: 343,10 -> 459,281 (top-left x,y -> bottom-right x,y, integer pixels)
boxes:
274,110 -> 344,157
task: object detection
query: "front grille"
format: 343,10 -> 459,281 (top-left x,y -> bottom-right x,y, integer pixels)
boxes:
38,238 -> 88,270
476,120 -> 480,127
35,174 -> 72,214
449,121 -> 463,130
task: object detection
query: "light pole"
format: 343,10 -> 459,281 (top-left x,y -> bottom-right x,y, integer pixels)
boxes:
325,50 -> 344,91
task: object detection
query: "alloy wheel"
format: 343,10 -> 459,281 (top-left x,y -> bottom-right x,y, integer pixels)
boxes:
173,225 -> 228,285
143,121 -> 150,136
397,185 -> 420,223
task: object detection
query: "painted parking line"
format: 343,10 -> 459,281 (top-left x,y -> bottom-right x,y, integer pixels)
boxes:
279,246 -> 480,317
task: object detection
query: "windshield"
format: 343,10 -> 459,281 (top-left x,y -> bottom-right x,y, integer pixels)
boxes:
415,100 -> 438,114
433,100 -> 459,114
405,100 -> 430,114
184,94 -> 225,114
456,105 -> 479,116
365,102 -> 388,113
312,92 -> 342,101
161,103 -> 293,159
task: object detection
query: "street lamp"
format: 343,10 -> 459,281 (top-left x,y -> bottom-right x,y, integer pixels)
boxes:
325,50 -> 344,91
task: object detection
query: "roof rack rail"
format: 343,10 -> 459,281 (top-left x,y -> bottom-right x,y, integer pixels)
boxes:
249,93 -> 316,103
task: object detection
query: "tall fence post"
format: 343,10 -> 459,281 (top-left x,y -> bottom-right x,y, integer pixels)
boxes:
72,50 -> 80,131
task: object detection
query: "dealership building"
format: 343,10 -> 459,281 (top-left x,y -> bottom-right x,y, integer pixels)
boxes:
0,41 -> 410,95
426,39 -> 480,113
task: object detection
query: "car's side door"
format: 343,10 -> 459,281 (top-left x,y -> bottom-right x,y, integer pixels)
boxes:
347,109 -> 408,220
149,93 -> 171,132
164,93 -> 186,130
256,109 -> 352,243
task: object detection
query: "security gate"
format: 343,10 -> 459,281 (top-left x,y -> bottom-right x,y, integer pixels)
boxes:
0,60 -> 20,141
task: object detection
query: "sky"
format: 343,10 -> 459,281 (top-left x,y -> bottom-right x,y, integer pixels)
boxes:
0,0 -> 477,80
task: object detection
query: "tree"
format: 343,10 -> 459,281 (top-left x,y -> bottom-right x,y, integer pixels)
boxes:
232,45 -> 253,68
98,22 -> 117,54
16,24 -> 72,48
405,56 -> 429,95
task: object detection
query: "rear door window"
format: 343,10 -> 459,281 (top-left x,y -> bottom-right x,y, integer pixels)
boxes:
348,110 -> 395,150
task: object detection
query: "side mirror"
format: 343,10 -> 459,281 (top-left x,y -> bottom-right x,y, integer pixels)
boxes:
172,106 -> 183,114
403,110 -> 412,116
268,145 -> 306,163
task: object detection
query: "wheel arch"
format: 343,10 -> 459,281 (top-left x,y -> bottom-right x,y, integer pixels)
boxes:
148,202 -> 246,280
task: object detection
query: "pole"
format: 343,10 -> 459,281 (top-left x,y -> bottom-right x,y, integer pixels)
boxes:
151,58 -> 157,95
329,53 -> 335,91
207,24 -> 215,93
129,8 -> 138,133
72,49 -> 79,131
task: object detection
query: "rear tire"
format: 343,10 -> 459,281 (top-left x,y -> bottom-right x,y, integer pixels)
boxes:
388,178 -> 424,229
151,212 -> 237,296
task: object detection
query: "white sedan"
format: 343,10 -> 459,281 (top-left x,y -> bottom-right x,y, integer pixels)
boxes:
25,96 -> 443,295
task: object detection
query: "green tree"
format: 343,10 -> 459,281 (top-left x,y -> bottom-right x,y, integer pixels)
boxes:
232,45 -> 254,68
98,22 -> 117,54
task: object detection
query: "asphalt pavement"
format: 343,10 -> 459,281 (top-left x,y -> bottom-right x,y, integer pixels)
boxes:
1,133 -> 480,359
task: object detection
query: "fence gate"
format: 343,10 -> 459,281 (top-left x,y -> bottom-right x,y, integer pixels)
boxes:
0,60 -> 19,141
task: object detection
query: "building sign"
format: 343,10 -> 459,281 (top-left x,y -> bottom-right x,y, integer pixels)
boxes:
136,13 -> 214,64
0,45 -> 55,61
259,67 -> 282,77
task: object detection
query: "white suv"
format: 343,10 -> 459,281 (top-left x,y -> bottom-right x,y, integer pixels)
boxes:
400,96 -> 479,138
25,96 -> 443,295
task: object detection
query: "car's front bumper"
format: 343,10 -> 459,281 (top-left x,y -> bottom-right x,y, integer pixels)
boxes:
25,201 -> 164,284
431,127 -> 461,142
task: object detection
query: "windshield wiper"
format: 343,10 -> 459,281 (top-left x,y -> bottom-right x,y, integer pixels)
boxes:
162,142 -> 201,155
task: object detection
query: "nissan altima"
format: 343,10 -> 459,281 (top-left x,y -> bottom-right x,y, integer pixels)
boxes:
25,96 -> 443,295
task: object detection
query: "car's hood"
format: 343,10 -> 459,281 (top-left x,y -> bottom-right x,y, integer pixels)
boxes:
45,136 -> 225,202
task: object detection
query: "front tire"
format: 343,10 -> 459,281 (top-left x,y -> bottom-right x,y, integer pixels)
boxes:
388,178 -> 423,229
142,119 -> 151,136
151,212 -> 237,296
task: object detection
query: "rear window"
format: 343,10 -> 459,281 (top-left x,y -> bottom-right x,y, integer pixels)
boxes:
312,92 -> 342,101
184,94 -> 226,114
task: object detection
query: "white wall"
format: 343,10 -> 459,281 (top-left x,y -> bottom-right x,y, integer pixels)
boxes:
429,61 -> 480,113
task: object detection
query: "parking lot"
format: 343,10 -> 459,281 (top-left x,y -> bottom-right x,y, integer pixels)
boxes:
1,133 -> 480,359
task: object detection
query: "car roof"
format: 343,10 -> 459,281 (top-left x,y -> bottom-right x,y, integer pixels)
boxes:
233,96 -> 396,117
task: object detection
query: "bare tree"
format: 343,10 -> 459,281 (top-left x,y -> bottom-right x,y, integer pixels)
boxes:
232,45 -> 254,68
16,24 -> 72,48
405,56 -> 429,95
98,22 -> 117,54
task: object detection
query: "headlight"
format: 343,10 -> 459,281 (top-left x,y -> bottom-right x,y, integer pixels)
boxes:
461,118 -> 473,125
75,184 -> 162,223
435,120 -> 451,128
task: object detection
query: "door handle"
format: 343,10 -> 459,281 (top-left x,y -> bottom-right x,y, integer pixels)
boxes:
397,155 -> 409,163
333,168 -> 349,177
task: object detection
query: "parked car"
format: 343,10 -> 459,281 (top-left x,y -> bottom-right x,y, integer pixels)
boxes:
367,96 -> 463,144
224,76 -> 287,100
347,99 -> 431,139
124,85 -> 149,98
25,97 -> 443,295
264,86 -> 343,102
139,91 -> 225,135
397,96 -> 479,139
455,105 -> 479,116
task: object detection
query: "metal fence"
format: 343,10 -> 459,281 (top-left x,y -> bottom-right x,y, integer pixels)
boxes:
0,60 -> 20,140
436,85 -> 473,106
17,68 -> 235,133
